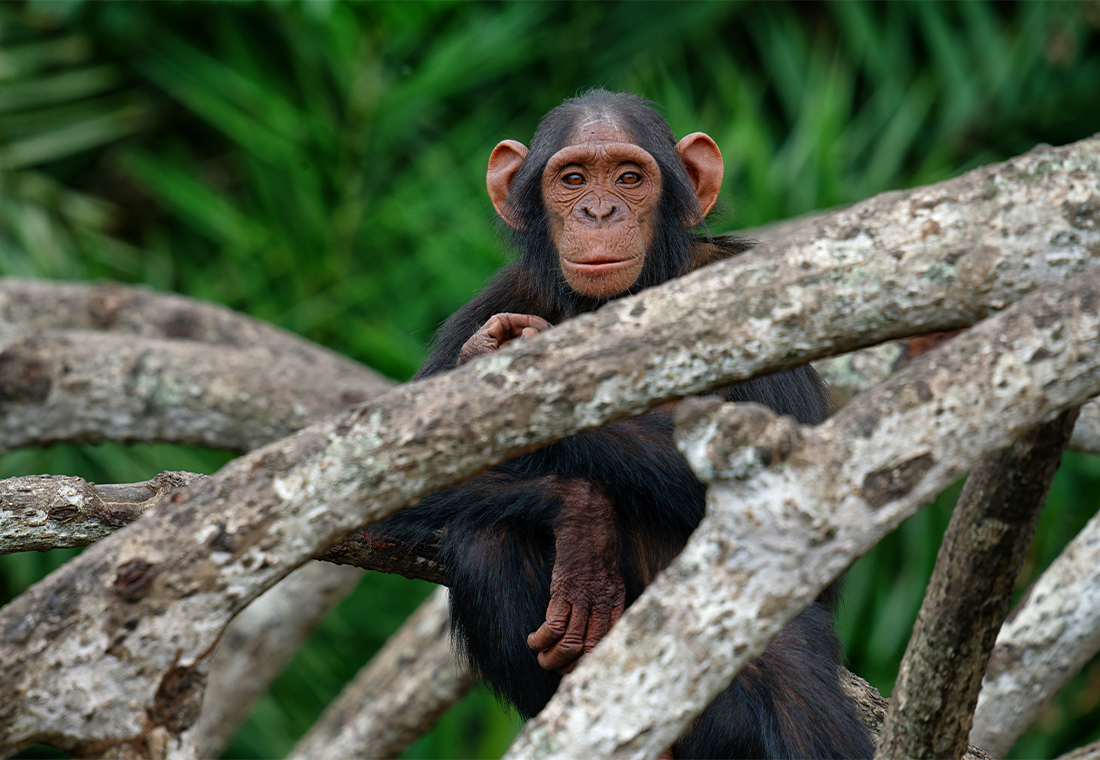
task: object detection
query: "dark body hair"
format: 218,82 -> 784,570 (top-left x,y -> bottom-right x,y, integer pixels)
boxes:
378,90 -> 872,759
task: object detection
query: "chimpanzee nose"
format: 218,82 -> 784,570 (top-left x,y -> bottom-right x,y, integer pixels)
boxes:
580,195 -> 618,222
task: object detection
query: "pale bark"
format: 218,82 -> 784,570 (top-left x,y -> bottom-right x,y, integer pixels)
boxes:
0,471 -> 444,581
1057,740 -> 1100,760
0,330 -> 387,453
0,278 -> 388,389
196,562 -> 365,759
969,509 -> 1100,756
504,268 -> 1100,759
875,409 -> 1078,759
288,588 -> 475,760
1,472 -> 206,553
1,136 -> 1098,756
816,343 -> 1100,454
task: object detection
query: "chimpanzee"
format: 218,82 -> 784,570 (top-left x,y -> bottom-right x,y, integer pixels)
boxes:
377,90 -> 874,759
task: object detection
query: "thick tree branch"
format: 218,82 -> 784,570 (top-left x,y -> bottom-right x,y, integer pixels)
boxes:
287,588 -> 475,760
816,340 -> 1100,454
504,268 -> 1100,759
969,507 -> 1100,756
0,331 -> 387,453
0,137 -> 1097,756
1057,739 -> 1100,760
839,671 -> 994,760
875,408 -> 1079,759
0,278 -> 388,389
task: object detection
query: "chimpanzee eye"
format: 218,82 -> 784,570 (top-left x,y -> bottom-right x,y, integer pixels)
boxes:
562,173 -> 585,186
617,172 -> 642,185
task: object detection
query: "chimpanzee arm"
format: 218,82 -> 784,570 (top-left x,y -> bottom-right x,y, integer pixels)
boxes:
526,479 -> 625,673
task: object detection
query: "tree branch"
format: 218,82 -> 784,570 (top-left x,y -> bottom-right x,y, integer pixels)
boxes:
0,471 -> 447,584
875,408 -> 1079,759
0,278 -> 388,390
504,267 -> 1100,759
1,472 -> 207,553
1,136 -> 1097,756
816,339 -> 1100,454
0,331 -> 388,453
969,506 -> 1100,756
195,562 -> 365,758
287,588 -> 475,760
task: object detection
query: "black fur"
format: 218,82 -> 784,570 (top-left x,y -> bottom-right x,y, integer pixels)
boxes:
377,90 -> 873,759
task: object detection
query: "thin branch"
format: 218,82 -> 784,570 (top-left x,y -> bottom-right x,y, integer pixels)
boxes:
1,136 -> 1098,756
0,471 -> 446,581
504,268 -> 1100,759
1,472 -> 207,553
196,562 -> 365,759
288,588 -> 475,760
875,408 -> 1079,759
969,508 -> 1100,756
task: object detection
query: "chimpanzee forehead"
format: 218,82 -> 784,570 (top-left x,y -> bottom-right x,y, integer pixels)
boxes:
543,141 -> 661,179
566,114 -> 631,145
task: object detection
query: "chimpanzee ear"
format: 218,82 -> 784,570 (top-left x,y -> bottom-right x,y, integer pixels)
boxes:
675,132 -> 723,224
487,140 -> 529,229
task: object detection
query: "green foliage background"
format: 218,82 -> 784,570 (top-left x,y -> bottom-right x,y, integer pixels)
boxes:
2,2 -> 1099,757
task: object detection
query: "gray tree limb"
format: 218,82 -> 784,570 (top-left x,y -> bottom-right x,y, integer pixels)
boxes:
815,341 -> 1100,454
875,408 -> 1079,759
1057,739 -> 1100,760
503,268 -> 1100,759
0,471 -> 446,581
0,278 -> 388,390
0,472 -> 207,553
0,330 -> 387,453
287,587 -> 475,760
0,135 -> 1097,756
969,507 -> 1100,756
195,562 -> 365,759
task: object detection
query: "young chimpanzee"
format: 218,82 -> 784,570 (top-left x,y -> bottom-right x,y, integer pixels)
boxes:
377,90 -> 874,759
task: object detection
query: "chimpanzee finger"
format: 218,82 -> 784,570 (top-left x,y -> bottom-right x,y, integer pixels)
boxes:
527,598 -> 570,652
537,605 -> 588,671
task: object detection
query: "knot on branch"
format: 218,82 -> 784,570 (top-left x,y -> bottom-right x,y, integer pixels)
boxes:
674,398 -> 806,483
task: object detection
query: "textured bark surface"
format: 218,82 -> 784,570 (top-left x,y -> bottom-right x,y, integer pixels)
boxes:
288,588 -> 475,760
816,341 -> 1100,454
0,472 -> 445,582
0,330 -> 388,453
196,562 -> 364,758
840,671 -> 993,760
875,408 -> 1079,760
0,472 -> 206,553
504,269 -> 1100,760
0,278 -> 388,385
1057,739 -> 1100,760
1,136 -> 1098,756
970,508 -> 1100,756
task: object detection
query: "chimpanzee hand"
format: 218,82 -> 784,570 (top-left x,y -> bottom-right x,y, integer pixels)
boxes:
457,313 -> 552,367
526,480 -> 625,674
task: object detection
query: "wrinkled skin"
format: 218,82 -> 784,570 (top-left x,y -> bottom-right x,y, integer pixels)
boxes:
457,313 -> 552,366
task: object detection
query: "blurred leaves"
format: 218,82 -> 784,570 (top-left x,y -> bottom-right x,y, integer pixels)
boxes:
0,2 -> 1098,758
